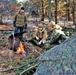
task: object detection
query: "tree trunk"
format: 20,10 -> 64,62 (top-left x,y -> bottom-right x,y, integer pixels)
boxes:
55,0 -> 57,24
72,0 -> 75,26
41,0 -> 44,21
0,15 -> 3,24
67,0 -> 70,21
48,0 -> 51,22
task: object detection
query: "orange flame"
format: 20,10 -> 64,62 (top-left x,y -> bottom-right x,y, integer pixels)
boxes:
16,41 -> 26,54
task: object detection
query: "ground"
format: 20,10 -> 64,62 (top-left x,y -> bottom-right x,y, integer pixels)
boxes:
0,21 -> 75,75
34,34 -> 76,75
0,40 -> 43,75
0,24 -> 43,75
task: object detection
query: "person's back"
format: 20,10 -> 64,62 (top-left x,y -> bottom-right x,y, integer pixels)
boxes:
44,21 -> 67,50
48,28 -> 67,44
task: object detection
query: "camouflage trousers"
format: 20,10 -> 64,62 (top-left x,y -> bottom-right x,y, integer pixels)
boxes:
30,38 -> 44,47
30,38 -> 57,50
43,43 -> 57,50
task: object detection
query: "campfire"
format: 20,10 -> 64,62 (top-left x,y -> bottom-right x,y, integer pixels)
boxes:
8,33 -> 26,56
16,41 -> 26,54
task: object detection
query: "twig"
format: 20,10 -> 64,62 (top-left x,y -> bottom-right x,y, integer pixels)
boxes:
34,49 -> 42,55
0,58 -> 38,73
20,64 -> 38,75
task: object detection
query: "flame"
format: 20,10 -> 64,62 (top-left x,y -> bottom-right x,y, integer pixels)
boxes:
16,41 -> 26,54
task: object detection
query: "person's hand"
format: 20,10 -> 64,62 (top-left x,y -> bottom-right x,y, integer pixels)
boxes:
38,41 -> 42,45
13,21 -> 16,27
24,24 -> 27,29
36,36 -> 39,40
42,40 -> 46,44
38,40 -> 43,45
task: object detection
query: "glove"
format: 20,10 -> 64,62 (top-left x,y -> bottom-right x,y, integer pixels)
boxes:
24,24 -> 27,29
36,36 -> 39,40
42,40 -> 46,44
38,41 -> 42,45
38,40 -> 42,45
13,21 -> 16,27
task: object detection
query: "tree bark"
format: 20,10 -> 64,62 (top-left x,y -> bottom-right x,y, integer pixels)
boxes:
67,0 -> 70,21
48,0 -> 51,22
0,15 -> 3,24
41,0 -> 44,21
55,0 -> 57,24
72,0 -> 75,26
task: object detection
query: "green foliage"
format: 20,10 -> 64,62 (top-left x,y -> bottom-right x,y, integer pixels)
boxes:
14,56 -> 38,75
0,60 -> 3,64
23,2 -> 29,7
17,2 -> 22,7
16,63 -> 37,75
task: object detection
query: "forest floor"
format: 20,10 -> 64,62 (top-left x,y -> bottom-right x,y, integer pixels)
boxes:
0,24 -> 44,75
0,21 -> 75,75
0,34 -> 43,75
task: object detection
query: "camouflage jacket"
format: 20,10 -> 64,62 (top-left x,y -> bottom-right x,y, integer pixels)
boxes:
46,29 -> 67,44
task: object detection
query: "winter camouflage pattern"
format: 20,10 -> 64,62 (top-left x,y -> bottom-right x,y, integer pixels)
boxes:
34,34 -> 76,75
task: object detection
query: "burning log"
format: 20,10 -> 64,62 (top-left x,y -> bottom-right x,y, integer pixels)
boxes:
16,41 -> 26,54
8,33 -> 26,55
8,32 -> 43,57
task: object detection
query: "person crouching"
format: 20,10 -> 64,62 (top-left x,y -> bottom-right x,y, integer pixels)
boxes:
32,24 -> 47,47
44,21 -> 67,50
